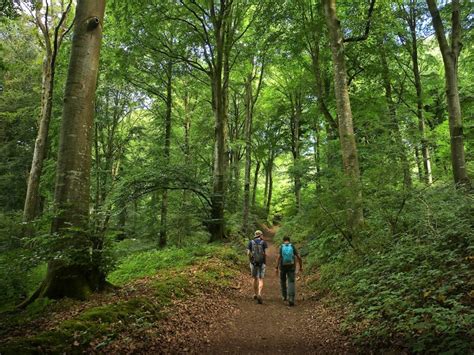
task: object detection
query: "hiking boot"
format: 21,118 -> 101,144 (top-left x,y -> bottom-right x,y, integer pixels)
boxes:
257,295 -> 263,304
288,300 -> 295,307
253,295 -> 258,300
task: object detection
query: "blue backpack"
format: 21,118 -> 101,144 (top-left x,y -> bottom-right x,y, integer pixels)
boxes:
281,243 -> 295,266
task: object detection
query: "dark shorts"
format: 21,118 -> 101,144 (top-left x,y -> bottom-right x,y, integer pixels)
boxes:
250,263 -> 265,279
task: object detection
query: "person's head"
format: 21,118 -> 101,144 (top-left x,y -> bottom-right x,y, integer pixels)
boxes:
283,236 -> 290,243
254,230 -> 263,238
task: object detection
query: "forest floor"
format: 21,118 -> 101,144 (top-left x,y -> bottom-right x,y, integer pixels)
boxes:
0,226 -> 356,354
196,226 -> 354,354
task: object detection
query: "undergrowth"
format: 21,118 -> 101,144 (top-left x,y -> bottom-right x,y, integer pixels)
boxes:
285,184 -> 474,353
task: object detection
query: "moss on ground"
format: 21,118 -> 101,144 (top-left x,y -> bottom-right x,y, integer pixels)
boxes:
0,244 -> 243,354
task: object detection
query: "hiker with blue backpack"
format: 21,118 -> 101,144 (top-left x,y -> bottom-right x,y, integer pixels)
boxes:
275,236 -> 303,306
247,230 -> 268,304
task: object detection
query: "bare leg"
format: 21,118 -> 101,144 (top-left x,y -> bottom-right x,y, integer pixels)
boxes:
258,278 -> 264,296
253,278 -> 258,296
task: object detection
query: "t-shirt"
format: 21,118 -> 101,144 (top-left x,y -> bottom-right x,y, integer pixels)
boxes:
279,243 -> 299,271
247,238 -> 268,265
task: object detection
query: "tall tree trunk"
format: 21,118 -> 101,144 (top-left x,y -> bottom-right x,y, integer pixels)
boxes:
26,0 -> 107,302
159,61 -> 173,248
312,118 -> 322,192
23,57 -> 54,222
243,73 -> 253,236
227,93 -> 241,213
303,2 -> 339,178
23,2 -> 73,222
427,0 -> 470,187
289,92 -> 302,213
406,4 -> 432,184
380,46 -> 412,188
414,146 -> 423,182
323,0 -> 363,232
251,160 -> 260,208
265,154 -> 274,217
208,1 -> 234,242
180,89 -> 192,242
210,71 -> 226,241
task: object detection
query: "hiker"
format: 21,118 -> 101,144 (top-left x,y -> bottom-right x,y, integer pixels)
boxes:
247,230 -> 268,304
275,236 -> 303,306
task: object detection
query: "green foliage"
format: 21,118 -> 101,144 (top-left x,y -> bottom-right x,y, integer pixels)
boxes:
307,186 -> 474,353
108,242 -> 242,285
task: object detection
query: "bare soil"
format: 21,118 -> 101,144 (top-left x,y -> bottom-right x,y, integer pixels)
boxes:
194,226 -> 355,354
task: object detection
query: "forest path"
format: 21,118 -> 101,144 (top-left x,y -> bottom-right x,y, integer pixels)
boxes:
198,226 -> 354,354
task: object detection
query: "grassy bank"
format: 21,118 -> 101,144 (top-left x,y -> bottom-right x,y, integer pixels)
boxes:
0,243 -> 244,354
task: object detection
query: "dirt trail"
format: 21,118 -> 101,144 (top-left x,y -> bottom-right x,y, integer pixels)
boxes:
199,227 -> 354,354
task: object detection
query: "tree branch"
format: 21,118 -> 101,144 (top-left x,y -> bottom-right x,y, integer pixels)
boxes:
343,0 -> 376,43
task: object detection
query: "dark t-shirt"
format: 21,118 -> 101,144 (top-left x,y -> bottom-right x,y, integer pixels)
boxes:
279,243 -> 299,271
247,238 -> 268,265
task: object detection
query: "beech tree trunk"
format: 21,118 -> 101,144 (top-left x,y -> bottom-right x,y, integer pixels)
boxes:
323,0 -> 364,231
289,91 -> 302,213
427,0 -> 470,187
180,89 -> 192,242
251,160 -> 260,208
303,2 -> 339,177
312,118 -> 322,192
243,73 -> 253,236
29,0 -> 107,302
208,0 -> 235,241
265,154 -> 274,217
23,2 -> 73,222
404,3 -> 432,184
23,57 -> 54,222
227,92 -> 242,213
159,61 -> 173,248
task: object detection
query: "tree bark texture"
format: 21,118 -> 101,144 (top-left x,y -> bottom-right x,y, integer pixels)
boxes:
23,2 -> 73,222
23,57 -> 54,222
323,0 -> 364,231
41,0 -> 106,300
209,0 -> 233,241
427,0 -> 470,187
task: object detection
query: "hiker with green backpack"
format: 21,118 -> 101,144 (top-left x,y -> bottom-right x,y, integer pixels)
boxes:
275,236 -> 303,306
247,230 -> 268,304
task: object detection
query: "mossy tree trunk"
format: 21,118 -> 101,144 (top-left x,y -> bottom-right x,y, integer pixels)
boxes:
28,0 -> 107,303
427,0 -> 470,187
208,0 -> 234,242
